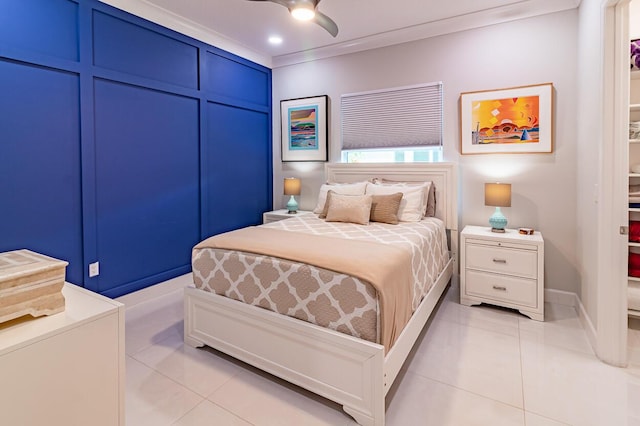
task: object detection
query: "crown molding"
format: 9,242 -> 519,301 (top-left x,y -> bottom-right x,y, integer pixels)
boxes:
272,0 -> 580,67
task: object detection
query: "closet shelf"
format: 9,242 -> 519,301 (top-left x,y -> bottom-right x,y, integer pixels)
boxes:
630,309 -> 640,319
631,139 -> 640,144
629,242 -> 640,247
631,103 -> 640,111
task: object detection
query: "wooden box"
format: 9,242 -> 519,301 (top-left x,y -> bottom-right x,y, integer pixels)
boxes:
0,250 -> 67,324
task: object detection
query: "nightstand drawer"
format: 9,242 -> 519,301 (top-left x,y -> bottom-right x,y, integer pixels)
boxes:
465,270 -> 537,308
465,244 -> 537,279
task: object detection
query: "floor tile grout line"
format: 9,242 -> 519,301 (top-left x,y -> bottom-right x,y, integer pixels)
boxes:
517,316 -> 528,425
128,335 -> 248,401
170,398 -> 258,426
406,368 -> 526,412
127,353 -> 210,401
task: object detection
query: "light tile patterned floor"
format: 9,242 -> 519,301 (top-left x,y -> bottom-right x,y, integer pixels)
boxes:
117,275 -> 640,425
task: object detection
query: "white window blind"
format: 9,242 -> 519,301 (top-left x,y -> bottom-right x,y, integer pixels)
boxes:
341,82 -> 443,150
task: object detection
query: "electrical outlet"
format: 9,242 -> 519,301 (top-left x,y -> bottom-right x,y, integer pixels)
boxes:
89,261 -> 99,277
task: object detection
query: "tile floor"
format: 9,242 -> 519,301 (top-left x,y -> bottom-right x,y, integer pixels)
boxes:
117,275 -> 640,426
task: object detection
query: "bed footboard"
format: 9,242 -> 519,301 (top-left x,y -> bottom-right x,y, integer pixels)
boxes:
184,286 -> 386,425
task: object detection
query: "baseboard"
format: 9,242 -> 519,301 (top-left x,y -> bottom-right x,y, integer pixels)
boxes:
545,288 -> 597,352
115,273 -> 192,308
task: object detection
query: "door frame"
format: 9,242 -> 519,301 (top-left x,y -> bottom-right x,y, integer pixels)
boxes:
597,0 -> 630,367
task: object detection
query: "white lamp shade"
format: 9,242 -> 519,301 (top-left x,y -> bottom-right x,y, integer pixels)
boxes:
284,178 -> 301,196
484,183 -> 511,207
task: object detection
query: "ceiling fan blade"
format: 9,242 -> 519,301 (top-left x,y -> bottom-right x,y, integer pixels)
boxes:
313,11 -> 338,37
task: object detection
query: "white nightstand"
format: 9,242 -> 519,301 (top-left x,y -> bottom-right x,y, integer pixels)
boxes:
263,209 -> 313,224
460,225 -> 545,321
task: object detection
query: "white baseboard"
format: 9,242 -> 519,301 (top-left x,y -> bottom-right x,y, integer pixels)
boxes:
545,288 -> 597,353
115,273 -> 192,308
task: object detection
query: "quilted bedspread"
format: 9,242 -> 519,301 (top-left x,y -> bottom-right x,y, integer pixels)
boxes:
192,214 -> 449,349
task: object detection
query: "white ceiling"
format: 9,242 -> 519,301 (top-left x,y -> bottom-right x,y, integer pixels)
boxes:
100,0 -> 581,68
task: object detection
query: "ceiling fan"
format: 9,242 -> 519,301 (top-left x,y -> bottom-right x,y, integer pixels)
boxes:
247,0 -> 339,37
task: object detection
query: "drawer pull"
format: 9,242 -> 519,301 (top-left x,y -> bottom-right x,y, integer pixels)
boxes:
492,258 -> 507,264
492,285 -> 507,291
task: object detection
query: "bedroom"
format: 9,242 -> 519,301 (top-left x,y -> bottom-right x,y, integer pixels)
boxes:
1,0 -> 639,425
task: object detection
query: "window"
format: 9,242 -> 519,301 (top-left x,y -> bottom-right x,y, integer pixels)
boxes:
341,147 -> 443,163
341,82 -> 443,163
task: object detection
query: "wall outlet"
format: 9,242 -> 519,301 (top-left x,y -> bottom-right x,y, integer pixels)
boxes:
89,261 -> 100,277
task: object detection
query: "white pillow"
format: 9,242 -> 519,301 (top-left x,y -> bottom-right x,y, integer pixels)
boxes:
313,181 -> 368,214
365,182 -> 426,222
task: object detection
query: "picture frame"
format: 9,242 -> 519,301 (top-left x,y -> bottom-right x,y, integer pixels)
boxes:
460,83 -> 554,155
280,95 -> 328,162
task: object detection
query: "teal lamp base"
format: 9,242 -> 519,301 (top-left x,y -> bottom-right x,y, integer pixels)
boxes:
489,207 -> 507,232
286,195 -> 298,214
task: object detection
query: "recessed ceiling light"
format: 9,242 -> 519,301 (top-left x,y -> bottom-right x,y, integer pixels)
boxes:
268,36 -> 283,45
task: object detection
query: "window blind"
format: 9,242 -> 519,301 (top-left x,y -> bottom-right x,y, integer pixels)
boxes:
341,82 -> 443,150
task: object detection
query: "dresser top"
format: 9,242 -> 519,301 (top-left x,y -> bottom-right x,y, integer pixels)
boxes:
462,225 -> 544,244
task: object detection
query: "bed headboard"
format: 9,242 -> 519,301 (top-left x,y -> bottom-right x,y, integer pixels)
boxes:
325,162 -> 458,233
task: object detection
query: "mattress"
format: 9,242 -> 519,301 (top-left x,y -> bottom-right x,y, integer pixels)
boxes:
192,214 -> 449,346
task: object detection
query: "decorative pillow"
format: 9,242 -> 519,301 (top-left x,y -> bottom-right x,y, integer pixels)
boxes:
365,182 -> 425,222
370,193 -> 403,225
371,178 -> 436,217
313,181 -> 368,214
325,193 -> 373,225
319,190 -> 334,218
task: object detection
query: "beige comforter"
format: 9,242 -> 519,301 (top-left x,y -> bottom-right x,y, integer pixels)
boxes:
194,226 -> 413,350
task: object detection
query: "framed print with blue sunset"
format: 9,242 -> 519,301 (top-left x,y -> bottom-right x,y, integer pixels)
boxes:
281,95 -> 328,162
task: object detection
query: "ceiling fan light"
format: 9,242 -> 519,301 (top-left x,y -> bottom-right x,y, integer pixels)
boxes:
291,5 -> 315,21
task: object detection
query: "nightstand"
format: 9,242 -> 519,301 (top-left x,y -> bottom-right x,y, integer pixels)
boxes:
263,209 -> 312,224
460,225 -> 544,321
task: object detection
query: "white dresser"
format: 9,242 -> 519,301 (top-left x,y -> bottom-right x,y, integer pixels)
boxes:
0,283 -> 125,425
460,225 -> 544,321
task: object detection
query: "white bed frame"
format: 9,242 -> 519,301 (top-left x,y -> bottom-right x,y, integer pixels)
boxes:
184,163 -> 458,426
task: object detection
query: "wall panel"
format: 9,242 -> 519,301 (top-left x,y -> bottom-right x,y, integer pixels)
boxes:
93,11 -> 199,89
0,60 -> 83,284
206,52 -> 269,106
205,103 -> 270,236
93,79 -> 200,295
0,0 -> 79,61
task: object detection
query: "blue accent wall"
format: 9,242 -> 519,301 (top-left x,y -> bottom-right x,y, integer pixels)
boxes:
0,0 -> 272,297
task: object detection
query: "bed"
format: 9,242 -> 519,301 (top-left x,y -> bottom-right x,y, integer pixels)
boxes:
184,163 -> 458,426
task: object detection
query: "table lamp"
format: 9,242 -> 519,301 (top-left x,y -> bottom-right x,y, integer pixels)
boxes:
485,183 -> 511,233
284,177 -> 301,214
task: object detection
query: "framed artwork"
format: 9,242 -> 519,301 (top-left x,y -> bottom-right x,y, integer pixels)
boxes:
280,95 -> 328,162
632,39 -> 640,71
460,83 -> 554,154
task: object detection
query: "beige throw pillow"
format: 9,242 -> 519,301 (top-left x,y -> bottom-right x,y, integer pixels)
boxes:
325,193 -> 373,225
370,193 -> 403,224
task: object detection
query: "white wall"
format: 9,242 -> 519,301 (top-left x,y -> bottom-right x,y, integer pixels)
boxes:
576,0 -> 605,328
272,10 -> 579,294
631,0 -> 640,40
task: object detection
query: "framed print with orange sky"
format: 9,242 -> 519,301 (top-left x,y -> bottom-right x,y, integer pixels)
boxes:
460,83 -> 553,154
